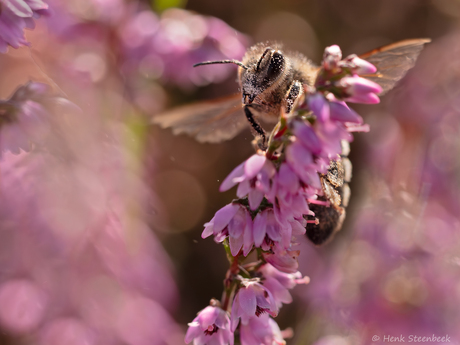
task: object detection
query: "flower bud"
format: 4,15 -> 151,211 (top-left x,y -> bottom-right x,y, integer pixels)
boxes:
323,45 -> 342,70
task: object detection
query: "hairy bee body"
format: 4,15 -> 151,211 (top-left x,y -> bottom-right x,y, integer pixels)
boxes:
306,143 -> 352,245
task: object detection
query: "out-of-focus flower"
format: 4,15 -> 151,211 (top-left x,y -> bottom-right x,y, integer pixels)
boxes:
0,81 -> 181,344
231,279 -> 278,331
0,279 -> 47,333
0,82 -> 52,154
0,0 -> 49,53
239,313 -> 285,345
119,8 -> 248,90
185,304 -> 234,345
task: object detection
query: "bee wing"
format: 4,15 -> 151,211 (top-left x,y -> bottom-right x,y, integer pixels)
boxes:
152,94 -> 248,143
359,38 -> 431,95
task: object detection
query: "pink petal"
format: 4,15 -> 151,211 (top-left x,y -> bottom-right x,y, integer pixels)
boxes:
212,204 -> 239,234
228,208 -> 246,238
185,323 -> 201,343
238,287 -> 256,316
293,121 -> 322,155
307,94 -> 330,122
277,163 -> 299,193
229,233 -> 243,256
242,212 -> 254,256
201,222 -> 214,239
329,100 -> 363,123
5,0 -> 33,17
198,306 -> 218,327
236,179 -> 251,198
248,189 -> 264,210
244,154 -> 266,179
253,211 -> 267,247
346,93 -> 380,104
220,162 -> 245,192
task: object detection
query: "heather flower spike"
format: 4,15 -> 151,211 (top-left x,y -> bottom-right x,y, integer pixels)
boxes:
187,43 -> 380,344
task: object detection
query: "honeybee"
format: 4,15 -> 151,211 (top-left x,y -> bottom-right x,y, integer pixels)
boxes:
153,38 -> 430,245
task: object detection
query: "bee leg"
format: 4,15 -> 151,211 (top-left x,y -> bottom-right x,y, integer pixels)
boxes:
244,105 -> 267,149
284,80 -> 304,114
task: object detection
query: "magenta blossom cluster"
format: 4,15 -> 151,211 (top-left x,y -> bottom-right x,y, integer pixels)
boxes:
186,266 -> 307,345
0,0 -> 49,53
188,46 -> 381,345
119,8 -> 248,89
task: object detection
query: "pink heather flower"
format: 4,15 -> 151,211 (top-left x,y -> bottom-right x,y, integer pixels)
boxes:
323,45 -> 342,70
328,97 -> 363,124
0,0 -> 49,53
0,279 -> 47,333
259,264 -> 309,309
307,93 -> 330,123
231,279 -> 278,331
202,203 -> 253,256
220,154 -> 276,210
285,140 -> 322,189
340,75 -> 382,104
185,305 -> 233,345
291,120 -> 322,155
263,248 -> 300,274
253,208 -> 292,251
271,164 -> 317,224
239,314 -> 285,345
341,54 -> 377,75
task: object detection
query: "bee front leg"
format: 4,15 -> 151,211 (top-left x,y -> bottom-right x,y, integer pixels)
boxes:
244,105 -> 267,150
284,80 -> 304,114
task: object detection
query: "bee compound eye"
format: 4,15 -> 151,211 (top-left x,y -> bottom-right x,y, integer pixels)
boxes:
265,51 -> 285,81
256,48 -> 273,71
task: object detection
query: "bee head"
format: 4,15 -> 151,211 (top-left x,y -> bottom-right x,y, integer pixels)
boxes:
240,47 -> 286,104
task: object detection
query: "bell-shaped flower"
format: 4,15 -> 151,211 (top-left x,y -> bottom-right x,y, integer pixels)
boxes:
220,154 -> 275,210
239,313 -> 285,345
263,248 -> 300,274
259,264 -> 309,308
340,54 -> 377,75
230,279 -> 278,332
322,45 -> 342,71
253,209 -> 293,252
202,203 -> 253,256
340,76 -> 382,104
185,305 -> 233,345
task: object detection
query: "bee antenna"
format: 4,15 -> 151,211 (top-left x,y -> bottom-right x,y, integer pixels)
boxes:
193,60 -> 248,70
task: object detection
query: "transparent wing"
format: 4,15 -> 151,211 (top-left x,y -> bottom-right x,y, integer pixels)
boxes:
359,38 -> 431,95
152,94 -> 248,143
